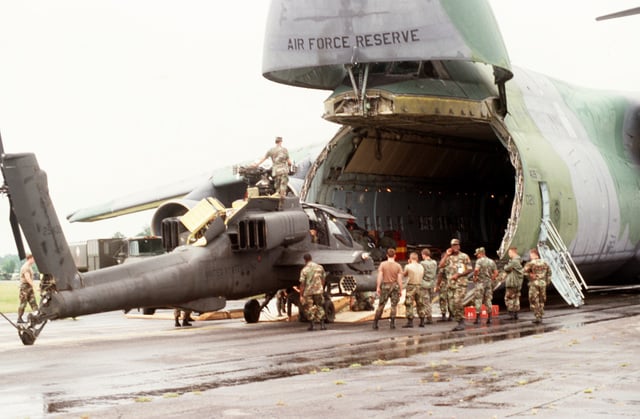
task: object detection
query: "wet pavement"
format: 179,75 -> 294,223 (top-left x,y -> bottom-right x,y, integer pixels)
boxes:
0,289 -> 638,418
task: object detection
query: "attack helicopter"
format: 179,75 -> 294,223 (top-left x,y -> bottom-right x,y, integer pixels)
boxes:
0,143 -> 376,345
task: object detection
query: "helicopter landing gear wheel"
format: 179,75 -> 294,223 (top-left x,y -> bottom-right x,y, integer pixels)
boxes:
18,326 -> 37,345
243,299 -> 261,323
323,298 -> 336,323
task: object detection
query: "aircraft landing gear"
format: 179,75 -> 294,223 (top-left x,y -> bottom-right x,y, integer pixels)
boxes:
323,295 -> 336,323
243,299 -> 261,323
1,311 -> 48,346
244,292 -> 281,324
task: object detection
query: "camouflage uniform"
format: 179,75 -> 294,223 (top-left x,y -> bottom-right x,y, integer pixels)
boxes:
39,273 -> 56,299
436,269 -> 449,319
299,261 -> 326,325
441,252 -> 472,322
473,256 -> 497,319
524,258 -> 552,322
403,261 -> 425,325
275,288 -> 288,316
420,258 -> 438,323
18,259 -> 38,322
350,291 -> 375,311
503,255 -> 524,317
174,308 -> 193,327
264,145 -> 290,198
373,258 -> 403,329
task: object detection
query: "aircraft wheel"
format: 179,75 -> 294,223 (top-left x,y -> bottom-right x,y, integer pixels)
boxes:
323,298 -> 336,323
142,308 -> 156,315
298,309 -> 308,323
18,327 -> 36,346
244,299 -> 261,323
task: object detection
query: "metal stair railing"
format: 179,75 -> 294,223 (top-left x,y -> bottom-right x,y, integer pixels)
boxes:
539,218 -> 587,307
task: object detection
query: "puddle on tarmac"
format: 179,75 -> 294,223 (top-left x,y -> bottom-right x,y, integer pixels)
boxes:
47,320 -> 557,414
45,291 -> 640,415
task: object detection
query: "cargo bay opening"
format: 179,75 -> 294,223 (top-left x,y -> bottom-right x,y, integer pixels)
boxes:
301,84 -> 521,258
301,126 -> 518,258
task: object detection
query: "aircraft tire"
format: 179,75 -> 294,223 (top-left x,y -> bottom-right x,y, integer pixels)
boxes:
323,298 -> 336,323
142,308 -> 156,315
243,299 -> 261,323
18,327 -> 36,345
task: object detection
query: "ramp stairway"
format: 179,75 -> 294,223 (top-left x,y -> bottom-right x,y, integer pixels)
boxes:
538,217 -> 588,307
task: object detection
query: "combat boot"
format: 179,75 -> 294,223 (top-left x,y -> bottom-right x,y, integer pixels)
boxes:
320,319 -> 326,330
426,317 -> 433,324
439,314 -> 447,322
419,317 -> 425,327
174,319 -> 181,327
17,316 -> 25,324
182,318 -> 192,327
402,318 -> 413,328
372,313 -> 380,330
307,321 -> 315,331
452,319 -> 465,331
514,312 -> 518,320
390,317 -> 396,329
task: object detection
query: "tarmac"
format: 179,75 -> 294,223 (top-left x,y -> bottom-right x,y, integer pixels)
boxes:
1,290 -> 638,418
67,292 -> 640,417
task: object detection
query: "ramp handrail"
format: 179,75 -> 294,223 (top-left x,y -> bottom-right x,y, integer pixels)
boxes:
539,218 -> 587,307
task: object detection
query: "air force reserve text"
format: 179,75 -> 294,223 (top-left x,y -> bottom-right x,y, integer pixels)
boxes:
287,29 -> 420,51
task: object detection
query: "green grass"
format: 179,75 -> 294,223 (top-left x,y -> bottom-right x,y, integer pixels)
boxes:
0,281 -> 40,313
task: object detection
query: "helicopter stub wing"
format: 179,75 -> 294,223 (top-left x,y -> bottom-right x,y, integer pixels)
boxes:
275,249 -> 369,267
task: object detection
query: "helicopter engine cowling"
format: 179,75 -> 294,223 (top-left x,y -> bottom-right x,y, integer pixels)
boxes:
229,211 -> 309,251
151,199 -> 201,236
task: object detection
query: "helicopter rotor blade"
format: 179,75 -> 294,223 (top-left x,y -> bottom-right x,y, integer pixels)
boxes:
596,7 -> 640,21
0,131 -> 27,259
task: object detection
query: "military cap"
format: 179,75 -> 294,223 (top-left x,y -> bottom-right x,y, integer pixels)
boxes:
475,247 -> 485,255
450,238 -> 460,245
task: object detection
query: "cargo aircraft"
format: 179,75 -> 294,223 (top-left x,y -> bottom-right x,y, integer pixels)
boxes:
2,0 -> 639,345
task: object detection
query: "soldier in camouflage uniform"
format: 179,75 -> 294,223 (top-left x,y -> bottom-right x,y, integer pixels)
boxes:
39,273 -> 56,299
402,252 -> 425,328
420,248 -> 438,325
524,248 -> 552,324
17,254 -> 38,323
435,265 -> 449,321
439,239 -> 472,331
373,248 -> 403,330
350,291 -> 375,311
472,247 -> 498,325
502,247 -> 524,320
174,308 -> 193,327
299,253 -> 326,331
254,136 -> 292,205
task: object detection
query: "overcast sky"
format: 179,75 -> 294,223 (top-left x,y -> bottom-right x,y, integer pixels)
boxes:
0,0 -> 637,256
